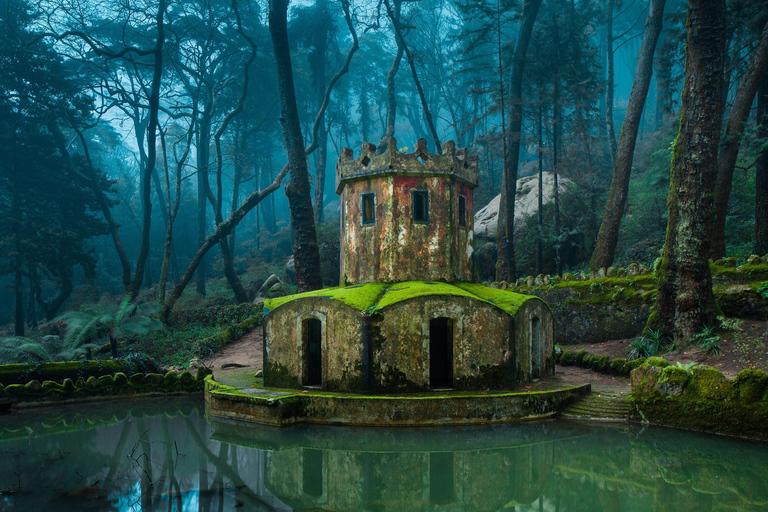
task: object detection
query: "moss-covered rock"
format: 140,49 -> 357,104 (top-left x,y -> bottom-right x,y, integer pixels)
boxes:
41,380 -> 63,393
690,366 -> 731,400
610,358 -> 627,375
85,376 -> 100,390
179,371 -> 195,388
25,380 -> 42,393
144,373 -> 164,388
559,351 -> 575,365
645,357 -> 669,368
164,371 -> 179,388
98,375 -> 114,388
130,373 -> 144,386
732,369 -> 768,403
62,378 -> 75,392
658,366 -> 691,396
113,373 -> 128,387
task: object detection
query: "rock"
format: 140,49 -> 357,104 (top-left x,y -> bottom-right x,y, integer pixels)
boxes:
526,276 -> 534,287
638,264 -> 649,274
596,267 -> 606,278
747,254 -> 760,265
542,275 -> 550,285
562,272 -> 573,281
762,254 -> 768,264
255,369 -> 263,378
258,274 -> 283,297
284,256 -> 296,284
534,275 -> 544,286
189,357 -> 202,369
627,263 -> 639,276
473,172 -> 575,238
607,267 -> 617,277
267,282 -> 289,298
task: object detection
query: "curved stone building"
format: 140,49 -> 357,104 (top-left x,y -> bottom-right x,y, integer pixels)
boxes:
263,138 -> 554,393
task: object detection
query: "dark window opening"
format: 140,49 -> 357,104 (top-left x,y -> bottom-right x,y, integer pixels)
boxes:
362,194 -> 375,224
430,452 -> 454,504
458,195 -> 467,227
305,318 -> 322,386
302,448 -> 323,497
429,317 -> 453,387
413,191 -> 429,222
531,317 -> 541,379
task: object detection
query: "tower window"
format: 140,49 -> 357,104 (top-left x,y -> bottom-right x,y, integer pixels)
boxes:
458,195 -> 466,228
413,191 -> 429,222
362,193 -> 375,224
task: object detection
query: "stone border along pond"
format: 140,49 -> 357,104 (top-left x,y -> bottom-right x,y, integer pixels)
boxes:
629,359 -> 768,440
203,375 -> 591,427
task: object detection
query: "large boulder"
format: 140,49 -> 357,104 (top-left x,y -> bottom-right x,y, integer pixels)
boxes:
474,171 -> 574,238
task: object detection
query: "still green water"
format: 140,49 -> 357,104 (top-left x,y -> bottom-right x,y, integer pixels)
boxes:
1,397 -> 767,511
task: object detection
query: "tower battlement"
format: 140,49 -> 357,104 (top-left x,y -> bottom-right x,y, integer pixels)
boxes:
336,137 -> 478,194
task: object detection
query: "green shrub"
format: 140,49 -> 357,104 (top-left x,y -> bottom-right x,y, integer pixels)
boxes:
594,355 -> 610,372
559,351 -> 575,365
575,350 -> 587,364
609,358 -> 627,375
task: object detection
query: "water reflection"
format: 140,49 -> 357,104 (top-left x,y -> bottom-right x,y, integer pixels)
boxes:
1,398 -> 768,511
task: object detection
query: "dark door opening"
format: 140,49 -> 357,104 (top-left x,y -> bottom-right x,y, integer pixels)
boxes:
306,318 -> 322,386
531,317 -> 541,379
429,452 -> 455,504
302,448 -> 323,497
430,318 -> 453,388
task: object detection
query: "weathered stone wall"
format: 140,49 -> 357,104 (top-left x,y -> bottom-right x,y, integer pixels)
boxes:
264,298 -> 365,391
337,138 -> 477,285
514,299 -> 556,382
264,444 -> 553,511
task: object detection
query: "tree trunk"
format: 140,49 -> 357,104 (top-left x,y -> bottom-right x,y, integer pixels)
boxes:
537,98 -> 543,275
553,79 -> 562,276
196,100 -> 212,297
314,122 -> 328,223
590,0 -> 667,269
711,21 -> 768,258
605,0 -> 617,159
756,70 -> 768,255
652,0 -> 725,341
495,0 -> 543,282
128,0 -> 166,299
269,0 -> 323,292
27,277 -> 37,330
14,258 -> 24,337
162,164 -> 289,319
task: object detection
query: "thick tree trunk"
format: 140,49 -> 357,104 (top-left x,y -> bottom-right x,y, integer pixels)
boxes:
269,0 -> 323,291
495,0 -> 543,282
314,123 -> 328,223
590,0 -> 667,269
553,80 -> 562,276
536,99 -> 543,275
27,278 -> 37,330
757,70 -> 768,255
710,22 -> 768,258
605,0 -> 617,159
652,0 -> 725,341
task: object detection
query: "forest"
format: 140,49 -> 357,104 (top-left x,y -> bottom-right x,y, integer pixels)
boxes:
0,0 -> 766,365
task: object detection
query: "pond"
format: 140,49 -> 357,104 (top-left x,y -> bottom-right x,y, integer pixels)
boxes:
1,398 -> 767,511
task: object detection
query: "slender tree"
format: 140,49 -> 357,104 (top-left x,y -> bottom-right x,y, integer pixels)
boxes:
590,0 -> 667,269
496,0 -> 543,282
757,70 -> 768,255
710,21 -> 768,258
652,0 -> 725,340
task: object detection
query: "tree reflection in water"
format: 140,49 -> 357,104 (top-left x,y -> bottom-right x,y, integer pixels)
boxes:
2,399 -> 768,511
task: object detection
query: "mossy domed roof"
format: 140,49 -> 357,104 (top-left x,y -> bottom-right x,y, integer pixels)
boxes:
264,281 -> 537,316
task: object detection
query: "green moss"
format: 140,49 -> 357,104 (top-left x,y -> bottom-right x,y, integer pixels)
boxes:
62,378 -> 75,392
6,384 -> 25,396
559,351 -> 575,365
144,373 -> 164,388
164,371 -> 179,388
732,369 -> 768,403
610,358 -> 627,375
455,364 -> 512,390
85,376 -> 99,389
452,282 -> 533,314
690,366 -> 731,400
659,366 -> 691,387
265,281 -> 540,317
575,350 -> 587,364
645,357 -> 669,368
98,375 -> 114,387
0,357 -> 158,386
114,373 -> 128,386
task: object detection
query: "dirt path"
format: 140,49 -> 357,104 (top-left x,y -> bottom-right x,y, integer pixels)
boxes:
204,329 -> 263,381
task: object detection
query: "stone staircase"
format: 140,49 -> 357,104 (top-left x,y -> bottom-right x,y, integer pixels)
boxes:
561,389 -> 631,421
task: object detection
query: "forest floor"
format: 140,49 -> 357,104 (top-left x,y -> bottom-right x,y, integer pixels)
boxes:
562,318 -> 768,379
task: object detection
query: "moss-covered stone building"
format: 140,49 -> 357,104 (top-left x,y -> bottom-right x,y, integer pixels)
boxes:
264,138 -> 554,393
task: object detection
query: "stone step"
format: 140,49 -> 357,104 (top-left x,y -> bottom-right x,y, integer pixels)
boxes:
562,392 -> 630,421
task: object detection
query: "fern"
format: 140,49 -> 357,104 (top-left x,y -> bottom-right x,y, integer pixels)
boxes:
0,337 -> 52,363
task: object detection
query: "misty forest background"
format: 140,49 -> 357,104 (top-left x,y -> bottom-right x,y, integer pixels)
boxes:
1,0 -> 767,364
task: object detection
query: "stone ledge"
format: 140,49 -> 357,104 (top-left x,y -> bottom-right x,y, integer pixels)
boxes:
204,376 -> 591,427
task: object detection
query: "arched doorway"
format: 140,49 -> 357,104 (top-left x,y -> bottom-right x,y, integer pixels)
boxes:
430,317 -> 453,388
304,318 -> 322,386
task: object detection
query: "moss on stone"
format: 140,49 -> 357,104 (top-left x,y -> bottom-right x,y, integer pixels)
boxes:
455,364 -> 511,390
690,366 -> 731,400
559,351 -> 575,365
265,281 -> 538,317
645,357 -> 669,368
114,373 -> 128,386
732,369 -> 768,403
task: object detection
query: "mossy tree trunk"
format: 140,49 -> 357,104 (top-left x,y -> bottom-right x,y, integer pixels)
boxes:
590,0 -> 667,269
757,69 -> 768,255
711,21 -> 768,258
652,0 -> 725,341
496,0 -> 543,282
269,0 -> 323,292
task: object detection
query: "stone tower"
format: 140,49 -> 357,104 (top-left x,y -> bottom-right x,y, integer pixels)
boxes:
335,138 -> 478,285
